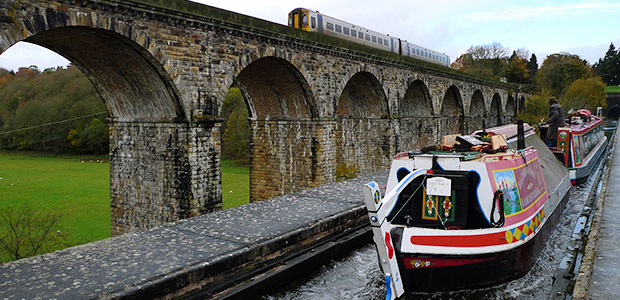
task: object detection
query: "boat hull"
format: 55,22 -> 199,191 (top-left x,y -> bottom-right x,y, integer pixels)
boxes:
570,137 -> 607,185
394,190 -> 570,292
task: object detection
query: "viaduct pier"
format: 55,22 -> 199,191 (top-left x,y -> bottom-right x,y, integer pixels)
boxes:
1,0 -> 524,235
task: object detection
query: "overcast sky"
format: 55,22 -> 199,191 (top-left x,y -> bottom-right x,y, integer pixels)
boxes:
1,0 -> 619,71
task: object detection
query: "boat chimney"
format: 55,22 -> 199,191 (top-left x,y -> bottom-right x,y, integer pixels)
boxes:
517,120 -> 526,150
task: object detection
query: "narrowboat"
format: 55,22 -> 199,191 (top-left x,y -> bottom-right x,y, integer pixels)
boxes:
362,124 -> 570,298
542,109 -> 607,185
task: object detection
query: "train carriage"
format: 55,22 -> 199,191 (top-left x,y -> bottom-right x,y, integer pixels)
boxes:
288,8 -> 450,67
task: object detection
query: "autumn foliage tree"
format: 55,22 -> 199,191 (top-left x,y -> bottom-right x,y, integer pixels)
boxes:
561,77 -> 606,112
451,42 -> 509,80
451,42 -> 537,86
517,92 -> 553,126
536,53 -> 592,97
0,66 -> 107,154
505,51 -> 530,84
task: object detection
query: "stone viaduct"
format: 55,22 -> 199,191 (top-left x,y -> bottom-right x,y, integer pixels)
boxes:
0,0 -> 525,235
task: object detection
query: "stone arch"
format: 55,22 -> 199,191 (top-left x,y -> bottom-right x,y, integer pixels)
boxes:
399,79 -> 434,150
608,105 -> 620,120
506,95 -> 516,123
336,72 -> 389,118
439,85 -> 464,136
519,96 -> 526,113
468,90 -> 486,132
229,49 -> 320,117
23,27 -> 185,122
0,9 -> 200,235
335,71 -> 391,177
489,93 -> 502,128
235,57 -> 315,120
233,57 -> 319,202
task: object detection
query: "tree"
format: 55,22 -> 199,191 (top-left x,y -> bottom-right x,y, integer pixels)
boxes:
536,53 -> 592,97
0,66 -> 107,154
450,53 -> 470,71
0,205 -> 69,263
452,42 -> 533,84
505,51 -> 530,84
593,43 -> 620,85
526,53 -> 538,79
561,77 -> 606,112
516,91 -> 553,126
221,88 -> 250,163
67,118 -> 109,155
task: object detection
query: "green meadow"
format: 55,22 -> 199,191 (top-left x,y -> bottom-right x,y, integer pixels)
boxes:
0,151 -> 249,257
606,85 -> 620,93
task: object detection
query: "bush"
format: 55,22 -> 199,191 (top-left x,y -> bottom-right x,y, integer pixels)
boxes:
0,205 -> 70,263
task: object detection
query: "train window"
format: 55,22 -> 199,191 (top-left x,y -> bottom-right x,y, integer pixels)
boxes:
384,40 -> 389,46
335,24 -> 342,33
377,37 -> 382,44
365,34 -> 370,41
327,22 -> 334,31
351,29 -> 357,37
359,32 -> 364,39
311,17 -> 316,29
372,36 -> 376,43
344,27 -> 350,35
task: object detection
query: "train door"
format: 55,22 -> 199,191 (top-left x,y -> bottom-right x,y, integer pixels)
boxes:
288,9 -> 309,31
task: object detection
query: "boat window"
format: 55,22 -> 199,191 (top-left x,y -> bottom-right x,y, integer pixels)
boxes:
335,24 -> 342,33
311,17 -> 316,28
326,22 -> 334,31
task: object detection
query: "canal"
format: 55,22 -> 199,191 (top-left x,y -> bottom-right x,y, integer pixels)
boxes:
262,173 -> 596,300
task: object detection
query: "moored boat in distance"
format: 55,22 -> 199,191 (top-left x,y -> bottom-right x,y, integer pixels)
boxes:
543,109 -> 607,185
362,124 -> 571,299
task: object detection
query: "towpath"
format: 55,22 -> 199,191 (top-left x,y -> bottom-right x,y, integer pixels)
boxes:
573,126 -> 620,300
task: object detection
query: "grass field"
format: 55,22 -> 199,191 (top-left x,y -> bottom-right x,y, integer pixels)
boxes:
0,151 -> 249,260
605,85 -> 620,93
221,159 -> 250,209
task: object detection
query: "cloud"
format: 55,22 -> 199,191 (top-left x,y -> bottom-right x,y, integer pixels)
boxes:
0,42 -> 69,72
465,2 -> 620,22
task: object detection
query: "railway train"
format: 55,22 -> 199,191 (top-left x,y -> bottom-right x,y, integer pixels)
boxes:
288,8 -> 450,67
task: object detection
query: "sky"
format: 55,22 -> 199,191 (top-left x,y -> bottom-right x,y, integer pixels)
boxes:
1,0 -> 619,72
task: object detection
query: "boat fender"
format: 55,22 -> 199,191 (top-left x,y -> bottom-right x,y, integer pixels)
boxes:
385,273 -> 392,300
490,190 -> 505,227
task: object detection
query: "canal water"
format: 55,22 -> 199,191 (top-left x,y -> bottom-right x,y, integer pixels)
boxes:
262,178 -> 595,300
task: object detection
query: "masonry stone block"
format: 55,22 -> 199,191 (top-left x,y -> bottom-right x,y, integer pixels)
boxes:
0,0 -> 521,234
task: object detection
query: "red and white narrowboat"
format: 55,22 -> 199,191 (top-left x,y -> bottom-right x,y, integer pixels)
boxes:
552,109 -> 607,185
362,124 -> 570,298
